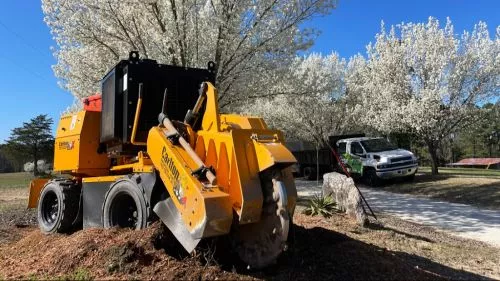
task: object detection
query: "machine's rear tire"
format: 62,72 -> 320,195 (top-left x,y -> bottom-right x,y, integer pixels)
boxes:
37,180 -> 81,234
303,167 -> 316,180
103,179 -> 149,230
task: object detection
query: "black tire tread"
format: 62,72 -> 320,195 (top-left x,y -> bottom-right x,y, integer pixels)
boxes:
102,176 -> 149,230
57,180 -> 81,233
39,179 -> 81,234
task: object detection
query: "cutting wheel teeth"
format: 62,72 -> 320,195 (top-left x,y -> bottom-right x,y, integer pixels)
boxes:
231,169 -> 292,269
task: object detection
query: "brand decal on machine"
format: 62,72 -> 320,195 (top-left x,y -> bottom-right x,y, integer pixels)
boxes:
161,146 -> 186,205
161,146 -> 180,180
59,140 -> 75,150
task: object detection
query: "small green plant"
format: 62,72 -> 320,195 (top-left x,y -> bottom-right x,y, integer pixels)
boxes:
71,268 -> 91,281
26,274 -> 38,281
302,195 -> 337,218
55,268 -> 92,281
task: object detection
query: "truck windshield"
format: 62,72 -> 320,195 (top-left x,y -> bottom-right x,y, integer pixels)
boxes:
360,139 -> 397,153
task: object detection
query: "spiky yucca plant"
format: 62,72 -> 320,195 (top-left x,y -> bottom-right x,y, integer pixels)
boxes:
302,195 -> 337,218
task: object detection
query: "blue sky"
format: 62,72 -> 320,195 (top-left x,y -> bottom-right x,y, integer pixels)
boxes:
0,0 -> 498,143
307,0 -> 499,58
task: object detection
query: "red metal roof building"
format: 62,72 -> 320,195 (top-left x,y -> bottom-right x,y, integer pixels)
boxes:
449,158 -> 500,169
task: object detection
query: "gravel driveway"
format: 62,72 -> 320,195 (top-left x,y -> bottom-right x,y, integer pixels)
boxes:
295,179 -> 500,247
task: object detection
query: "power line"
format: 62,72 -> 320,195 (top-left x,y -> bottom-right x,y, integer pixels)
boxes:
0,52 -> 50,82
0,18 -> 55,82
0,18 -> 54,64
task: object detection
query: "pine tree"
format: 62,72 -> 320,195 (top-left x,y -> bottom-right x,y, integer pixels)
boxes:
5,115 -> 54,175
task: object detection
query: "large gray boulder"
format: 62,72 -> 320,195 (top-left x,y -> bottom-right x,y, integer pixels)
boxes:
322,172 -> 367,225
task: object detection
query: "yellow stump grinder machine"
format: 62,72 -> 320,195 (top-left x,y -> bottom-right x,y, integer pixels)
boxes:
27,52 -> 297,268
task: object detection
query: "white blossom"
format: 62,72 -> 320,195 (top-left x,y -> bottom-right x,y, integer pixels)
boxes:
249,52 -> 360,145
357,17 -> 499,173
42,0 -> 336,109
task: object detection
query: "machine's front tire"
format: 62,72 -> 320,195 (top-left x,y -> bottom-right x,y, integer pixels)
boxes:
103,179 -> 149,230
37,180 -> 81,234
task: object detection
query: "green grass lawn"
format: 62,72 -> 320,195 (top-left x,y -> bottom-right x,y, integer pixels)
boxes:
383,172 -> 500,210
419,166 -> 500,177
0,172 -> 34,213
396,166 -> 500,209
0,172 -> 34,189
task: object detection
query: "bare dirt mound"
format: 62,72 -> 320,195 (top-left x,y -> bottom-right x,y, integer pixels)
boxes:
0,223 -> 245,280
0,213 -> 495,280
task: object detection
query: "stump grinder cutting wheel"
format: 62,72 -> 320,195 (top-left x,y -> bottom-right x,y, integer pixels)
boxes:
232,169 -> 294,268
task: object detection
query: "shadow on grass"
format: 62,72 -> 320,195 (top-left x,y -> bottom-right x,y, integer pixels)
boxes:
150,214 -> 491,280
229,225 -> 492,280
366,221 -> 434,243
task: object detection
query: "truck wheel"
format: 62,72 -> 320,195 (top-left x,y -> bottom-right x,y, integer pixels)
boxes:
364,169 -> 381,187
103,179 -> 149,230
404,174 -> 415,182
38,180 -> 81,234
303,167 -> 317,181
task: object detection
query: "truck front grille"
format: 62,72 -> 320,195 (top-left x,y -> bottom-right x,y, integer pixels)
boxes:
391,156 -> 412,163
378,160 -> 417,169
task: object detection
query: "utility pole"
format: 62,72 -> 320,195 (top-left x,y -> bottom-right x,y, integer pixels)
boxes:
489,135 -> 493,157
450,133 -> 455,164
473,139 -> 476,158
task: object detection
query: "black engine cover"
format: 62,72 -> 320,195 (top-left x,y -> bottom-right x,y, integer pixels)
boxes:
100,51 -> 216,154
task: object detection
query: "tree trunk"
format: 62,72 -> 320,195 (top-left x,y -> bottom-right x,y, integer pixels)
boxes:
426,140 -> 439,175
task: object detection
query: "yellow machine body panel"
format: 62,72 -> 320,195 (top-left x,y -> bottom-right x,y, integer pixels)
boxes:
195,130 -> 262,223
82,175 -> 125,183
191,83 -> 298,224
195,128 -> 297,224
109,152 -> 154,174
147,127 -> 233,238
220,114 -> 268,130
253,139 -> 297,172
53,111 -> 109,176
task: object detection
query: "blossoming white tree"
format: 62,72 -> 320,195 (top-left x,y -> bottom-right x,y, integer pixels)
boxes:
358,18 -> 499,174
42,0 -> 336,108
251,53 -> 363,146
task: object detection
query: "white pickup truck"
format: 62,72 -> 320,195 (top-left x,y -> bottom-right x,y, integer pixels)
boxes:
336,137 -> 418,186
